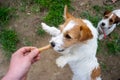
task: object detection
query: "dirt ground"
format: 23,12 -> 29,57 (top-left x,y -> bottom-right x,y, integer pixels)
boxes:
0,0 -> 120,80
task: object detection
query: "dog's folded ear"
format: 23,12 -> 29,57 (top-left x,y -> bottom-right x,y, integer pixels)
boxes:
63,5 -> 74,20
115,16 -> 120,24
79,25 -> 93,41
103,10 -> 111,16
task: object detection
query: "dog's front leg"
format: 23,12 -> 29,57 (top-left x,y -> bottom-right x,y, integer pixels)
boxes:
97,26 -> 103,34
56,54 -> 79,68
106,24 -> 116,35
41,22 -> 60,36
98,34 -> 104,40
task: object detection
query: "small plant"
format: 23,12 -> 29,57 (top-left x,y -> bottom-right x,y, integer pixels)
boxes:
103,5 -> 114,11
19,4 -> 26,12
34,0 -> 51,8
34,0 -> 71,27
37,27 -> 46,37
106,40 -> 120,55
80,11 -> 101,27
0,29 -> 19,59
92,5 -> 102,13
23,38 -> 33,46
105,31 -> 120,55
0,7 -> 11,27
30,4 -> 40,13
100,61 -> 107,71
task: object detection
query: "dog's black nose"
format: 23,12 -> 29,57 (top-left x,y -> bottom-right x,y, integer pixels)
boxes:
101,22 -> 105,26
50,42 -> 55,47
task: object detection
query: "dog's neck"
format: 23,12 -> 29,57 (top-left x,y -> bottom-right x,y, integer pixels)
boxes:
63,38 -> 97,58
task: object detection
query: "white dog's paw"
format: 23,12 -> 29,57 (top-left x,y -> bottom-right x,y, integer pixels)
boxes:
56,57 -> 67,68
98,35 -> 104,40
41,22 -> 49,30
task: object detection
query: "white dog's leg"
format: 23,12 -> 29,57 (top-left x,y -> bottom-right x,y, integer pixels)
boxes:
72,75 -> 79,80
56,54 -> 80,68
72,74 -> 91,80
98,34 -> 104,40
41,22 -> 60,36
97,26 -> 103,34
106,24 -> 116,35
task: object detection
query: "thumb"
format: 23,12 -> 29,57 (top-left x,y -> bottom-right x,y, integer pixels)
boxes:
27,48 -> 40,60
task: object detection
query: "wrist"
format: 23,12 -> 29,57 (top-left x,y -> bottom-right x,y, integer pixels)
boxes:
2,71 -> 21,80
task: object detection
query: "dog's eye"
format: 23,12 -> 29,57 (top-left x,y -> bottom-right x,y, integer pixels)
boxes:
109,19 -> 113,22
65,34 -> 71,39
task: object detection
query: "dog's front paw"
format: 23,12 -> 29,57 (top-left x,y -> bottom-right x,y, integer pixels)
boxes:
56,57 -> 67,68
41,22 -> 48,30
98,35 -> 104,40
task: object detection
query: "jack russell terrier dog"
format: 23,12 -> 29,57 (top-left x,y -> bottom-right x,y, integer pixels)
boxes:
41,6 -> 101,80
97,9 -> 120,40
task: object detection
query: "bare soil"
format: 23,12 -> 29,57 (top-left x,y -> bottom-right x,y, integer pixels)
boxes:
0,0 -> 120,80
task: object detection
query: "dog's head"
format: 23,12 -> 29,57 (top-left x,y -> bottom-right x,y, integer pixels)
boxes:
50,6 -> 93,53
98,10 -> 120,29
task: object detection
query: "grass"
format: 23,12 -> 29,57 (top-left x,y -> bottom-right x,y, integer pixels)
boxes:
106,32 -> 120,55
106,41 -> 120,55
92,5 -> 114,15
23,38 -> 33,46
34,0 -> 51,8
37,27 -> 46,37
0,5 -> 19,59
34,0 -> 71,27
0,29 -> 19,59
30,4 -> 40,13
0,7 -> 12,27
100,61 -> 107,71
97,31 -> 120,56
80,11 -> 101,27
103,5 -> 114,11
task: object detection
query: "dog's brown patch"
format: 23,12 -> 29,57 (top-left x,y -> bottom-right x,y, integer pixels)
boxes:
60,5 -> 93,48
62,18 -> 93,48
104,10 -> 111,16
91,66 -> 101,80
79,24 -> 93,41
104,11 -> 120,25
109,14 -> 119,25
104,12 -> 112,19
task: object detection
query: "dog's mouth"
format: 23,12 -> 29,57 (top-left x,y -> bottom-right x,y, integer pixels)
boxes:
57,49 -> 65,52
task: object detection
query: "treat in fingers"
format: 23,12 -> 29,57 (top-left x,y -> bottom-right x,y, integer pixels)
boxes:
38,44 -> 51,52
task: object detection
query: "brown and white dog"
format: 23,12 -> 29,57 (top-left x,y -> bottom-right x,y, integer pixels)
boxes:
41,6 -> 101,80
97,9 -> 120,40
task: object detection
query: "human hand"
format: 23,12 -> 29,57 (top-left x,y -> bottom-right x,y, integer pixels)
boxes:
2,47 -> 40,80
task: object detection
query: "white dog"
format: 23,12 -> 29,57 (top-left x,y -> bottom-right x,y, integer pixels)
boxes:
41,6 -> 101,80
97,9 -> 120,40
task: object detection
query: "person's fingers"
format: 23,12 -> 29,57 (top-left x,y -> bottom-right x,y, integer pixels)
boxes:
27,48 -> 40,60
31,54 -> 40,63
31,57 -> 40,64
15,47 -> 36,55
34,54 -> 40,61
